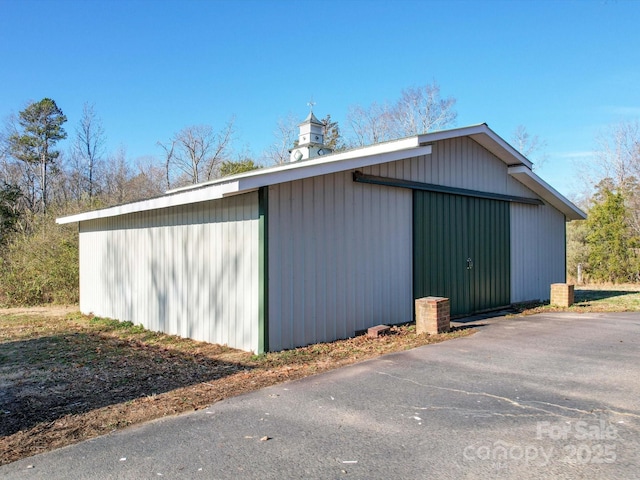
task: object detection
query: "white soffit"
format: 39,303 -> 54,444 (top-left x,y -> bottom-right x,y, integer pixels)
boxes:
56,140 -> 432,224
508,165 -> 586,221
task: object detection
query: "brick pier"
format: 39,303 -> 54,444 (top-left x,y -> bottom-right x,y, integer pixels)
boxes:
415,296 -> 450,335
550,283 -> 575,307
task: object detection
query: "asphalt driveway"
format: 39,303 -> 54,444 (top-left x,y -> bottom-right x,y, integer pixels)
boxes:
2,312 -> 639,479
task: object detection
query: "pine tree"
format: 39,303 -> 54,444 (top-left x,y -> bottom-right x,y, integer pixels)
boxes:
219,158 -> 260,177
321,114 -> 345,152
585,181 -> 638,282
9,98 -> 67,213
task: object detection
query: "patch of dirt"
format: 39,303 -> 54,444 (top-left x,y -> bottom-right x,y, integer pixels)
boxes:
0,305 -> 77,318
0,307 -> 472,465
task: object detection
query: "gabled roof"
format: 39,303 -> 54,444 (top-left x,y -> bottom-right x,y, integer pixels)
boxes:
57,124 -> 586,224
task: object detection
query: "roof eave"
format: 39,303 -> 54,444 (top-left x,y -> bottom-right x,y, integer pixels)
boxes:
508,165 -> 587,221
57,138 -> 433,224
57,124 -> 583,225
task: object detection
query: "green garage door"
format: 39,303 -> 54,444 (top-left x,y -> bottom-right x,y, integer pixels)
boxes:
414,191 -> 510,317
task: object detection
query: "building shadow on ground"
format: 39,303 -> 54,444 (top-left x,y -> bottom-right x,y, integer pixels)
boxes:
0,332 -> 250,438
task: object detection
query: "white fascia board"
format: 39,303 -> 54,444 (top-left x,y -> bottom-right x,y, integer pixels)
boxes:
508,165 -> 586,221
57,140 -> 432,224
230,143 -> 432,195
56,180 -> 241,224
418,124 -> 534,169
167,136 -> 424,194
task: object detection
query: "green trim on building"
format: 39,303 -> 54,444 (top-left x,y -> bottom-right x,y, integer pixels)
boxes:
258,186 -> 269,354
354,171 -> 543,206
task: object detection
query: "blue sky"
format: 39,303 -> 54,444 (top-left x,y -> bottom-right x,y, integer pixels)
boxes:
1,0 -> 639,199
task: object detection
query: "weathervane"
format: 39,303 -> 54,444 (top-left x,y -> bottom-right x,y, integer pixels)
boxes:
307,98 -> 316,113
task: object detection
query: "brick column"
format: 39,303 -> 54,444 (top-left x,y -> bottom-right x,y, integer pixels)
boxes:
550,283 -> 575,307
415,296 -> 450,335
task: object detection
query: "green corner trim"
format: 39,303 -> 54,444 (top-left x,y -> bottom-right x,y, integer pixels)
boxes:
258,187 -> 269,354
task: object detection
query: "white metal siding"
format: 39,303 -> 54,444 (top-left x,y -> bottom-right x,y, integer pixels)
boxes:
268,170 -> 413,351
510,202 -> 566,303
366,137 -> 564,306
268,137 -> 567,351
369,137 -> 534,197
78,192 -> 260,352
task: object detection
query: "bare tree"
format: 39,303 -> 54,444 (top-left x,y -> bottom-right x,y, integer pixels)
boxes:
157,138 -> 175,190
590,121 -> 640,238
103,147 -> 132,205
346,81 -> 457,147
593,120 -> 640,187
263,113 -> 299,165
511,125 -> 548,170
132,156 -> 166,200
64,149 -> 87,206
391,82 -> 457,137
159,119 -> 235,187
346,102 -> 394,147
73,103 -> 106,201
204,120 -> 234,180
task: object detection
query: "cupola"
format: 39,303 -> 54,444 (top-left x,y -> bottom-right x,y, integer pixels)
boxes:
289,109 -> 332,162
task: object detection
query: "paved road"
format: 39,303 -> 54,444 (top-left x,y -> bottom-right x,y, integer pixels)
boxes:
2,312 -> 639,479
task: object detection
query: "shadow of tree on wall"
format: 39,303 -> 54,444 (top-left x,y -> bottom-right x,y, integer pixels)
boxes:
98,197 -> 258,352
0,331 -> 250,438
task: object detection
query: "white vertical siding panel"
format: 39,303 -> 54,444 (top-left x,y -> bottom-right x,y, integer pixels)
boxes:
170,207 -> 180,337
382,137 -> 527,196
77,192 -> 260,352
209,201 -> 220,344
268,170 -> 413,351
333,172 -> 347,341
183,206 -> 192,339
249,198 -> 260,349
510,203 -> 566,302
302,178 -> 316,344
272,183 -> 282,347
145,212 -> 156,332
242,200 -> 251,348
181,204 -> 191,338
194,203 -> 204,341
323,174 -> 336,342
220,201 -> 230,345
314,175 -> 327,342
160,208 -> 170,333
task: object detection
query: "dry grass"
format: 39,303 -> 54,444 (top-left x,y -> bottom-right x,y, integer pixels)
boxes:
512,284 -> 640,315
0,308 -> 471,465
5,284 -> 637,465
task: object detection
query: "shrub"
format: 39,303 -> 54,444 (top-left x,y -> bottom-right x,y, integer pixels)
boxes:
0,213 -> 78,306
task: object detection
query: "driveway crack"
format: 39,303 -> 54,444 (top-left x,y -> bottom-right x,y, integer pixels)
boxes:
376,371 -> 595,418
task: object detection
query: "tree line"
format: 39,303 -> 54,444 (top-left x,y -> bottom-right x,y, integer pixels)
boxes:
567,121 -> 640,283
0,81 -> 638,306
0,81 -> 462,305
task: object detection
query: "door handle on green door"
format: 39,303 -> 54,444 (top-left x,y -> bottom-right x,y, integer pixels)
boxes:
466,258 -> 473,270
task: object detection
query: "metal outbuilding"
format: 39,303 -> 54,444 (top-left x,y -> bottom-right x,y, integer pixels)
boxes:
57,123 -> 586,353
